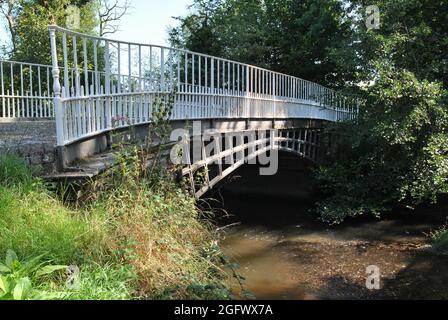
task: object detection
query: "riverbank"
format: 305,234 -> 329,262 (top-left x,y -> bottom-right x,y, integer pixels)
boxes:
0,154 -> 230,300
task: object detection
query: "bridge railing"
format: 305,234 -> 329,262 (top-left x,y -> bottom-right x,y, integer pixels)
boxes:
48,25 -> 359,147
0,59 -> 144,119
0,60 -> 54,118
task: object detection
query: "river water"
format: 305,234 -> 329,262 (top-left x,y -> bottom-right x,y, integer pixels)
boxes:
212,153 -> 448,300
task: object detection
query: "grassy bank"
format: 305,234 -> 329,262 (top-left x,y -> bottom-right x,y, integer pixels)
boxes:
0,154 -> 230,300
431,226 -> 448,250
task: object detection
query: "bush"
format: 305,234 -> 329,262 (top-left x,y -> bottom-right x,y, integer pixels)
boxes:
316,65 -> 448,224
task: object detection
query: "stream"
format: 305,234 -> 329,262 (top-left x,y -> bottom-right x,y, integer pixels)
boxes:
212,153 -> 448,300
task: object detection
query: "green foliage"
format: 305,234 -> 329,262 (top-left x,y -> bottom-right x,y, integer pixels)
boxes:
0,135 -> 231,300
170,0 -> 357,87
0,156 -> 94,261
431,226 -> 448,248
56,263 -> 135,300
315,0 -> 448,223
83,144 -> 231,299
353,0 -> 448,88
3,0 -> 99,64
0,154 -> 32,187
317,65 -> 448,223
0,250 -> 67,300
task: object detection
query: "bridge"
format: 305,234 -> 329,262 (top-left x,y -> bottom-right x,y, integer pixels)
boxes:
0,25 -> 358,197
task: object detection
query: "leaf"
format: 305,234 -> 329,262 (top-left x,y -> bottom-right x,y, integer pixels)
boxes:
0,263 -> 11,273
5,250 -> 18,269
0,292 -> 13,300
13,277 -> 32,300
0,275 -> 11,294
35,265 -> 68,278
19,253 -> 48,276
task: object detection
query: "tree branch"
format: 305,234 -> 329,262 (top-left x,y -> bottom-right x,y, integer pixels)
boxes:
98,0 -> 132,37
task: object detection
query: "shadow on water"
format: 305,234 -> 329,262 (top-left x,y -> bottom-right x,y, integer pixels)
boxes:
205,152 -> 448,300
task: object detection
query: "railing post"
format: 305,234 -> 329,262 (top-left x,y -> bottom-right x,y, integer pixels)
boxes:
49,25 -> 65,170
1,61 -> 4,117
104,40 -> 112,130
246,65 -> 250,118
161,48 -> 165,91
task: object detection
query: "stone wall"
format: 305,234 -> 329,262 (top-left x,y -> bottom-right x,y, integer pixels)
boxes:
0,119 -> 56,173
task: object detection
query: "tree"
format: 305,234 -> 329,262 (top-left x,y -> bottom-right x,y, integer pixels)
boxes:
97,0 -> 132,36
10,0 -> 98,64
315,0 -> 448,223
169,0 -> 356,87
0,0 -> 20,54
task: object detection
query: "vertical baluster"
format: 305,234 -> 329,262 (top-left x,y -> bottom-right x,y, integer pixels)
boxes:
10,64 -> 14,117
222,60 -> 225,94
192,53 -> 195,95
73,35 -> 80,96
0,61 -> 4,117
92,40 -> 98,95
217,59 -> 220,95
210,58 -> 214,117
245,66 -> 249,117
46,67 -> 51,117
29,66 -> 33,116
160,48 -> 165,91
104,40 -> 111,130
128,43 -> 132,93
37,67 -> 42,117
149,46 -> 153,90
73,36 -> 82,135
138,45 -> 142,92
20,64 -> 25,117
185,52 -> 188,93
177,51 -> 181,93
227,61 -> 230,94
83,38 -> 89,96
117,42 -> 121,94
169,49 -> 174,92
199,55 -> 202,117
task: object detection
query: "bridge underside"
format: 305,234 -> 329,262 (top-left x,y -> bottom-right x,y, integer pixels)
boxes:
47,117 -> 325,197
181,126 -> 322,198
57,117 -> 326,169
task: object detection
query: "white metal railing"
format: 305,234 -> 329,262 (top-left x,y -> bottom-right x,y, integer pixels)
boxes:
48,25 -> 359,147
0,60 -> 54,118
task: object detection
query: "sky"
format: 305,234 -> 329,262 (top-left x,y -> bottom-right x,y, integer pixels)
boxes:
111,0 -> 193,46
0,0 -> 193,50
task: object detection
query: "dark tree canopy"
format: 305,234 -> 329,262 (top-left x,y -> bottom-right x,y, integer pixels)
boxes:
170,0 -> 357,88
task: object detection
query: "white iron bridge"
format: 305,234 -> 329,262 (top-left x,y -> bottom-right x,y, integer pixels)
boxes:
0,25 -> 358,194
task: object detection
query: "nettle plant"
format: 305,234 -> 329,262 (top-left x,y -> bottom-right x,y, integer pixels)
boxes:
0,250 -> 68,300
110,91 -> 176,181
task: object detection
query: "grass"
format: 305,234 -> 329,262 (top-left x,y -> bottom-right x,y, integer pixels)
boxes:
431,226 -> 448,249
0,153 -> 231,300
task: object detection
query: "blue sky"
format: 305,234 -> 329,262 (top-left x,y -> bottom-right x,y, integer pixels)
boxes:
114,0 -> 193,45
0,0 -> 193,49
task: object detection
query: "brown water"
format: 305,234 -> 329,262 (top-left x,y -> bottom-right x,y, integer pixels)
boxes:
213,154 -> 448,300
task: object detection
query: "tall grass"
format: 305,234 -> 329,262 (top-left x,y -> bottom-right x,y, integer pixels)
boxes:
0,155 -> 94,262
0,152 -> 230,300
81,148 -> 231,299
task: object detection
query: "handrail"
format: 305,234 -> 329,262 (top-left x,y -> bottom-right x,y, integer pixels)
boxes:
48,25 -> 351,99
